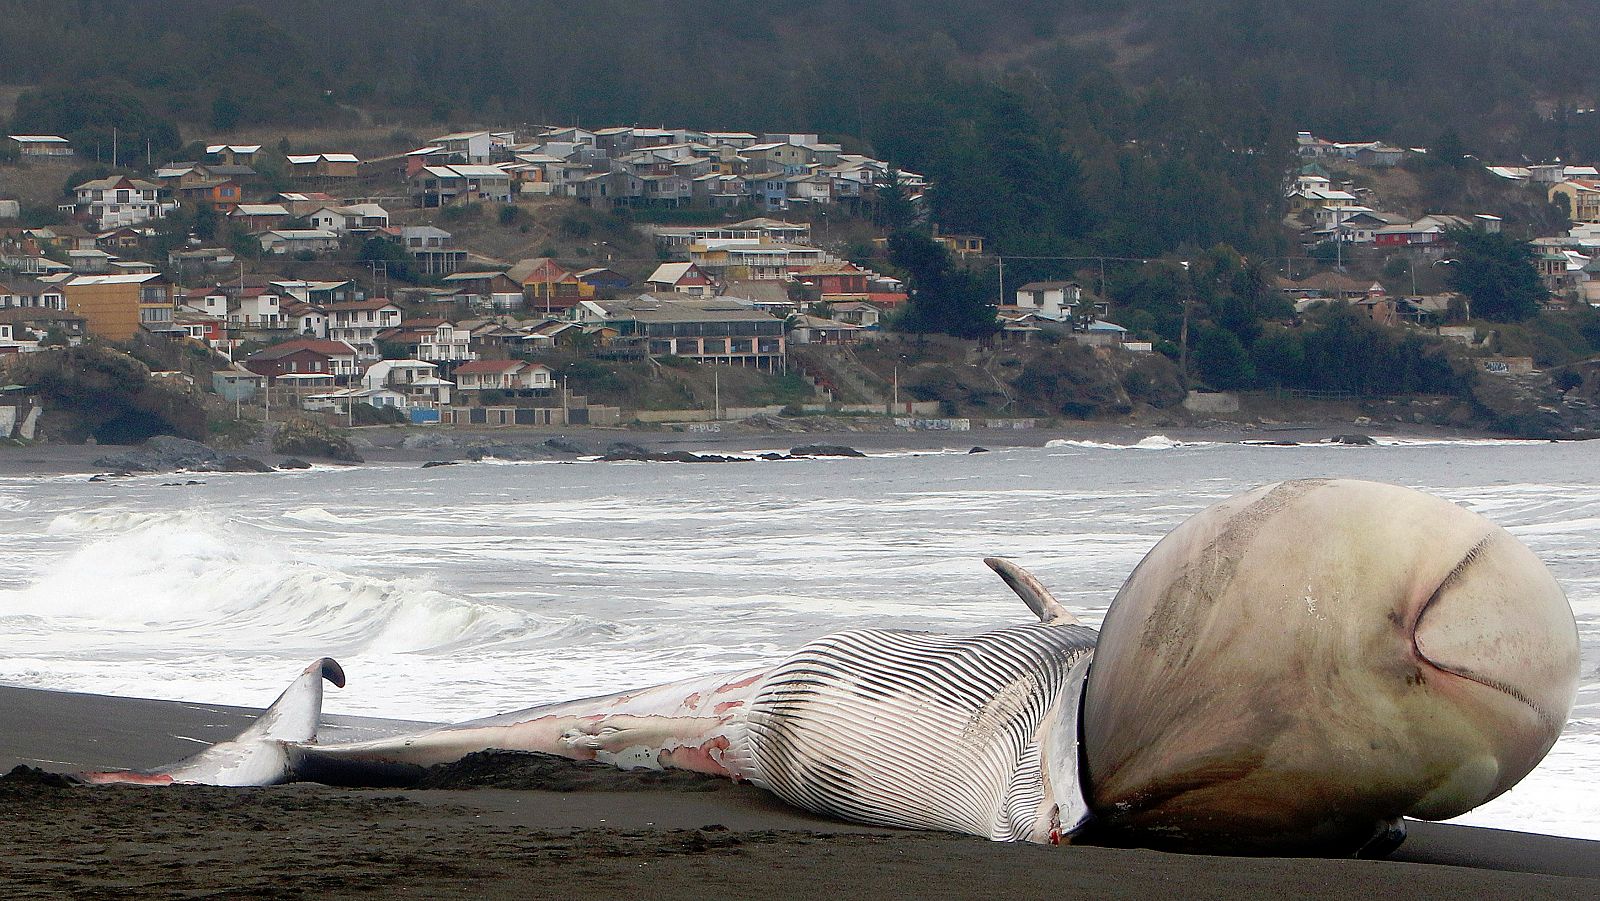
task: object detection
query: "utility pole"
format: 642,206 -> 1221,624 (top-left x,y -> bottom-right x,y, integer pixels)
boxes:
713,369 -> 721,420
1179,261 -> 1193,389
112,127 -> 118,168
997,255 -> 1005,309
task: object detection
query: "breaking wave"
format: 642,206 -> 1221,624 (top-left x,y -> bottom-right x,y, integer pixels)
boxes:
14,511 -> 532,656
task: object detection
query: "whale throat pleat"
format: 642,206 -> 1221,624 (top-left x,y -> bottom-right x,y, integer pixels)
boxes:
745,624 -> 1097,841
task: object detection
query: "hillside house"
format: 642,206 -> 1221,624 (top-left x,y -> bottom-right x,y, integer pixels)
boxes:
597,295 -> 787,371
307,204 -> 390,234
689,240 -> 824,280
206,144 -> 261,166
375,319 -> 477,367
645,261 -> 713,297
58,273 -> 169,341
452,359 -> 553,398
410,165 -> 513,206
573,170 -> 645,208
323,299 -> 403,359
175,179 -> 243,213
259,229 -> 340,255
0,278 -> 66,312
401,226 -> 466,275
508,257 -> 592,310
1550,180 -> 1600,224
440,271 -> 524,311
793,262 -> 870,299
8,135 -> 71,157
828,301 -> 884,328
95,227 -> 144,251
71,176 -> 174,229
244,338 -> 360,383
575,267 -> 630,293
287,153 -> 361,178
361,359 -> 454,408
1009,281 -> 1102,322
0,306 -> 86,345
229,204 -> 291,233
274,192 -> 339,216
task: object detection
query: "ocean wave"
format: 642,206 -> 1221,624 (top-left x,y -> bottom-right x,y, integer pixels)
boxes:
282,506 -> 350,525
1045,434 -> 1202,450
11,512 -> 536,655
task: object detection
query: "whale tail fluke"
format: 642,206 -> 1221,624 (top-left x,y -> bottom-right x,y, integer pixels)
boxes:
78,658 -> 345,787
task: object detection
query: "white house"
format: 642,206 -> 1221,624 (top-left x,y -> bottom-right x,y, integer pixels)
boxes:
361,359 -> 454,407
307,203 -> 390,234
416,321 -> 476,364
0,322 -> 40,352
322,299 -> 403,359
71,176 -> 175,229
451,359 -> 553,394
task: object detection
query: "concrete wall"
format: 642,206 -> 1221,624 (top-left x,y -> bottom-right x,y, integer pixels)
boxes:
1182,391 -> 1241,413
633,400 -> 943,423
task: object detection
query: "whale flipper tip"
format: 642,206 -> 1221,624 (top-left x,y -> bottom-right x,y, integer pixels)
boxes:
985,557 -> 1079,625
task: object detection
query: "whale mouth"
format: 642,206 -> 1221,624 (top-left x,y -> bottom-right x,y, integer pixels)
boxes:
1411,536 -> 1560,732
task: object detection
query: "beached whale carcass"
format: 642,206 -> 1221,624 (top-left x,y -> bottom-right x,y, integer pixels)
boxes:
81,480 -> 1580,856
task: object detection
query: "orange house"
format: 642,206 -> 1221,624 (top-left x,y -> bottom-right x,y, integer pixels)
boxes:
508,257 -> 594,310
178,179 -> 243,213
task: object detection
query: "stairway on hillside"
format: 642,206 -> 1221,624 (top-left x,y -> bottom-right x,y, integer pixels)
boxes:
792,346 -> 889,406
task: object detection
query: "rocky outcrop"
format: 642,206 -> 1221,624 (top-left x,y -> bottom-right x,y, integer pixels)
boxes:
272,420 -> 363,463
1471,369 -> 1600,439
598,442 -> 747,463
92,436 -> 273,474
788,444 -> 866,457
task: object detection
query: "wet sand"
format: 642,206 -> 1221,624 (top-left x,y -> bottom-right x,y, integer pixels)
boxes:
1,685 -> 1596,899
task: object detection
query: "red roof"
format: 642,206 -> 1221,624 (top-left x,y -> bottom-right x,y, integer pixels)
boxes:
866,292 -> 908,305
247,338 -> 358,360
455,359 -> 551,375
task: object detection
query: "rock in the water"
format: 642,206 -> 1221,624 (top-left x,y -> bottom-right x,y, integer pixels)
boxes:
789,444 -> 866,457
421,460 -> 458,468
207,455 -> 274,473
542,436 -> 592,455
598,443 -> 745,463
273,420 -> 363,463
277,458 -> 311,470
1328,434 -> 1375,446
968,446 -> 990,454
92,435 -> 223,473
402,433 -> 458,451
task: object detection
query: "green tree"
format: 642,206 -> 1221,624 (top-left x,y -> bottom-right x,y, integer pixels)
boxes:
1250,328 -> 1308,387
358,235 -> 419,282
1195,325 -> 1256,390
887,230 -> 997,339
210,92 -> 242,131
874,167 -> 917,232
1444,229 -> 1543,322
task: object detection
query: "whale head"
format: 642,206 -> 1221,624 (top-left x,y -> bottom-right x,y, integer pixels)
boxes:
1079,479 -> 1579,854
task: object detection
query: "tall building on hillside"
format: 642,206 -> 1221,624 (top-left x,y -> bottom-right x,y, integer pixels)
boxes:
57,273 -> 171,341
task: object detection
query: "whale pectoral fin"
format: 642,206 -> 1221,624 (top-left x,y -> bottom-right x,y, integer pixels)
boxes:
984,558 -> 1079,625
79,658 -> 346,787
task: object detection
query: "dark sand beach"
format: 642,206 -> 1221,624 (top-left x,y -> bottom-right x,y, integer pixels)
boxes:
1,685 -> 1596,899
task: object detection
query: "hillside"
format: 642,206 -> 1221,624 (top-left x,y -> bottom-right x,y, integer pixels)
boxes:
8,2 -> 1600,264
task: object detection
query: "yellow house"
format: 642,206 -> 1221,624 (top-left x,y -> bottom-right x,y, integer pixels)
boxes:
1548,180 -> 1600,223
59,273 -> 171,341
